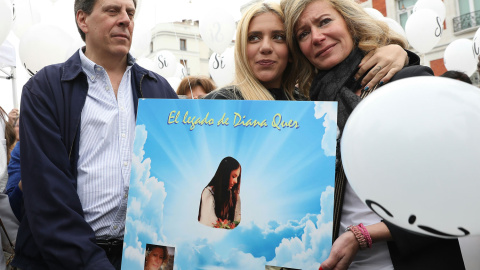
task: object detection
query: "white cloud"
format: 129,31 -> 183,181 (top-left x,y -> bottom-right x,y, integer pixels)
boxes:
314,102 -> 338,157
267,186 -> 334,270
124,245 -> 144,269
123,125 -> 169,268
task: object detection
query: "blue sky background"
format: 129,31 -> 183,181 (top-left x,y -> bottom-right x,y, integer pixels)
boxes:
122,99 -> 337,270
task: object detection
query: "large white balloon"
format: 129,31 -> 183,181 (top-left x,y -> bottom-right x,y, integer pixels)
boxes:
341,76 -> 480,239
405,9 -> 442,54
208,47 -> 234,88
0,0 -> 13,46
130,24 -> 151,58
199,9 -> 235,54
42,0 -> 78,38
135,57 -> 155,72
19,24 -> 73,76
380,17 -> 406,40
444,39 -> 477,76
12,0 -> 46,39
153,50 -> 177,78
413,0 -> 446,24
363,7 -> 384,20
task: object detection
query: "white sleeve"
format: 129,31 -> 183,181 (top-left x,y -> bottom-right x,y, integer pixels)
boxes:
199,187 -> 218,227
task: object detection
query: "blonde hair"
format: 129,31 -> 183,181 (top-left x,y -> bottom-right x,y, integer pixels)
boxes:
281,0 -> 408,94
233,2 -> 297,100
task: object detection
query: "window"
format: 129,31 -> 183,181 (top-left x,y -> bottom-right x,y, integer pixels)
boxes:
454,0 -> 480,31
458,0 -> 480,15
180,39 -> 187,51
397,0 -> 418,29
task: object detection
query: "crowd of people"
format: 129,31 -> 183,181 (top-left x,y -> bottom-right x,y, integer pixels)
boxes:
0,0 -> 475,269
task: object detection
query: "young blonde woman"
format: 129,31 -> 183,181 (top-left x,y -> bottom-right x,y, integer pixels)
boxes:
203,2 -> 411,101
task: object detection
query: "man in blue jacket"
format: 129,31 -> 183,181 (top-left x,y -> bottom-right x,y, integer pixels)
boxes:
12,0 -> 177,269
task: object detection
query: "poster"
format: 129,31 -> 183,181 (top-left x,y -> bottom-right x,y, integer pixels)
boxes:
121,99 -> 338,270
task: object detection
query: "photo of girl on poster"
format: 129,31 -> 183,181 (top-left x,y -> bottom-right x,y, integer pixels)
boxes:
198,157 -> 242,229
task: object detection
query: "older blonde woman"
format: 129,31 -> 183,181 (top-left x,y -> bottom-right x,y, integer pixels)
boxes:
204,1 -> 410,101
282,0 -> 464,269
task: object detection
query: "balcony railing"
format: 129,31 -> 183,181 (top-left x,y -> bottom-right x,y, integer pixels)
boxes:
453,10 -> 480,32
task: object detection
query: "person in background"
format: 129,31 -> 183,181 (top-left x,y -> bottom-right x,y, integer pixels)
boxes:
5,138 -> 22,223
7,109 -> 18,126
176,75 -> 216,99
203,2 -> 412,101
12,0 -> 177,269
282,0 -> 465,269
0,107 -> 15,194
440,70 -> 472,84
0,107 -> 13,270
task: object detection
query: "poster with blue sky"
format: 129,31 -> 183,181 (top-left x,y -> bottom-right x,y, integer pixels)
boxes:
121,99 -> 338,270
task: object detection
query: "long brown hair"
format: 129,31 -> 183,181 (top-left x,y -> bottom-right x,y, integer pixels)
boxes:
198,157 -> 241,221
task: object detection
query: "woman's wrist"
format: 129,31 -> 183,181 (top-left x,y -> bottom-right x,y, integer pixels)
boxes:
346,223 -> 372,249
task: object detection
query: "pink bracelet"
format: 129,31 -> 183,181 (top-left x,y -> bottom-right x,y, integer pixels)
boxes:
357,223 -> 372,248
346,225 -> 367,249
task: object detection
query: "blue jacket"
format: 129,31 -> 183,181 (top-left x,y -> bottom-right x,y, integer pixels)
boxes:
13,51 -> 178,270
5,141 -> 22,222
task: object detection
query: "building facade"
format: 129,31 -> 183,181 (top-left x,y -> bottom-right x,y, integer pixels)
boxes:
149,20 -> 213,77
359,0 -> 480,84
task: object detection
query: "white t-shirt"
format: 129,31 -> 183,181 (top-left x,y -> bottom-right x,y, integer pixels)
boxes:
340,181 -> 394,270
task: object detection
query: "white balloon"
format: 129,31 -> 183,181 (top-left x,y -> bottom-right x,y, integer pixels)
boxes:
130,24 -> 151,58
19,23 -> 73,76
380,17 -> 406,40
363,7 -> 384,20
174,64 -> 187,79
153,50 -> 177,78
405,9 -> 442,54
413,0 -> 446,24
12,0 -> 46,39
208,47 -> 234,88
472,27 -> 480,58
42,0 -> 78,39
166,76 -> 181,91
199,9 -> 235,54
341,76 -> 480,239
135,57 -> 155,72
0,0 -> 13,46
444,39 -> 477,76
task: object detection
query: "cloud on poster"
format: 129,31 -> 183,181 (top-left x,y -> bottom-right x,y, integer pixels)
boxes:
314,102 -> 337,157
123,125 -> 169,267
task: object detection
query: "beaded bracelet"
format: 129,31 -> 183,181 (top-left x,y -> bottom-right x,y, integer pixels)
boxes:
358,223 -> 372,248
346,225 -> 368,249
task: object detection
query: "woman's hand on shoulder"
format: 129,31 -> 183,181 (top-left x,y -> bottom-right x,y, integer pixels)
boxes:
355,44 -> 408,91
319,231 -> 359,270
